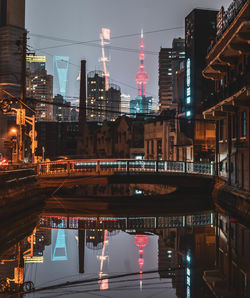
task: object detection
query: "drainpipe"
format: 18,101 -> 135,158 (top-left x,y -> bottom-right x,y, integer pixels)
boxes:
227,112 -> 232,185
235,106 -> 239,185
215,120 -> 219,176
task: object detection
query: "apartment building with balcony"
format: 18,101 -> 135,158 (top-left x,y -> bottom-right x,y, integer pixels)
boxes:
203,0 -> 250,190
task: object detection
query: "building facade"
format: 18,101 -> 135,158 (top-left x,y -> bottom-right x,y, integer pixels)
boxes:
202,0 -> 250,190
184,9 -> 218,118
53,94 -> 71,122
159,38 -> 185,112
105,83 -> 121,121
36,121 -> 79,159
79,115 -> 144,159
26,55 -> 53,121
87,71 -> 121,122
0,0 -> 25,158
87,70 -> 107,122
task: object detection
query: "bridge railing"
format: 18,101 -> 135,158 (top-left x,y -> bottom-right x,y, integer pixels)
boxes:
39,213 -> 214,230
37,159 -> 215,176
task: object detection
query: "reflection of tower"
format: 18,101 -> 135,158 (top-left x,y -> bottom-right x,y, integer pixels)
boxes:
97,230 -> 109,290
51,227 -> 68,261
134,234 -> 149,290
135,30 -> 149,97
99,28 -> 110,91
53,56 -> 69,98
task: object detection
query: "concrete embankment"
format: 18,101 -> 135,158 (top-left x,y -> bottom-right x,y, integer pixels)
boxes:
212,177 -> 250,224
0,168 -> 46,221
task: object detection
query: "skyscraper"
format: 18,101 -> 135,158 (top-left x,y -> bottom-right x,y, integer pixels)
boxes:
158,38 -> 185,112
26,55 -> 53,121
121,94 -> 131,115
53,56 -> 69,98
184,9 -> 217,118
105,83 -> 121,121
87,71 -> 121,122
87,70 -> 106,122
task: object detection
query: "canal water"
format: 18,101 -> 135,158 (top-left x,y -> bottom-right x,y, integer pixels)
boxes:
0,184 -> 249,297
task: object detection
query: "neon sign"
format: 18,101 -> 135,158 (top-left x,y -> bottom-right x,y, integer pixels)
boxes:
186,58 -> 191,105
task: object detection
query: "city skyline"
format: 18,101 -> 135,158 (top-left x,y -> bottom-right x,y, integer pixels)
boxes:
26,0 -> 232,103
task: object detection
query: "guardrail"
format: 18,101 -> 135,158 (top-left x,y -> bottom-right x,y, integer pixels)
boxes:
0,167 -> 37,191
37,159 -> 215,176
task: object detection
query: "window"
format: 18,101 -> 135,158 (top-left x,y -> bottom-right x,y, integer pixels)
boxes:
151,140 -> 154,154
157,140 -> 162,155
241,111 -> 246,137
147,141 -> 149,154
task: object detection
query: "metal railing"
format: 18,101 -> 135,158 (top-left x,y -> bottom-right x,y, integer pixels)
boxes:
39,213 -> 214,230
37,159 -> 215,176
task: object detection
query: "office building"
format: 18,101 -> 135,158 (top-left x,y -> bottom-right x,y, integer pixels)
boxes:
26,55 -> 53,121
184,9 -> 218,118
158,38 -> 185,112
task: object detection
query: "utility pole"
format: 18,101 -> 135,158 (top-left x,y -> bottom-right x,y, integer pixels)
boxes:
18,31 -> 27,163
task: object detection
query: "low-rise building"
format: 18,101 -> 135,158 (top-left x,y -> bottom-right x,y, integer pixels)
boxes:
78,116 -> 144,159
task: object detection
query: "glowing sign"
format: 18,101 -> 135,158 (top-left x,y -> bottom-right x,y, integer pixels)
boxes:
26,55 -> 46,63
186,58 -> 191,105
186,111 -> 191,117
186,252 -> 191,297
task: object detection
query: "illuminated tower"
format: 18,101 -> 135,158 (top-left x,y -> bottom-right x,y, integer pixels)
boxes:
135,30 -> 149,97
53,56 -> 69,98
134,234 -> 149,290
131,30 -> 152,117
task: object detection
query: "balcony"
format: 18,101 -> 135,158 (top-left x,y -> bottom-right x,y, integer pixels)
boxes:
203,1 -> 250,80
203,74 -> 250,120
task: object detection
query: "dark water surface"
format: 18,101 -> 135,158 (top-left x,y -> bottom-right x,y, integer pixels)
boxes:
0,184 -> 249,297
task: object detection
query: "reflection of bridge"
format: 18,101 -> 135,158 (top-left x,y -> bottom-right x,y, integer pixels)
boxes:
37,159 -> 214,177
39,214 -> 213,230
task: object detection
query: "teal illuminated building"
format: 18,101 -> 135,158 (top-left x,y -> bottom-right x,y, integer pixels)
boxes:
130,96 -> 153,117
53,56 -> 69,98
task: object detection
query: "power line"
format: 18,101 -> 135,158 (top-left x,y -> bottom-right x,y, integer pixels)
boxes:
30,26 -> 184,52
22,267 -> 186,295
29,97 -> 157,118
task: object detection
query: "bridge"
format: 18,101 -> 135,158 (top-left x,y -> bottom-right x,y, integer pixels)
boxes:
0,159 -> 215,196
36,159 -> 215,177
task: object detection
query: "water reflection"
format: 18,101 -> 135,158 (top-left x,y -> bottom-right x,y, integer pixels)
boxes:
0,212 -> 249,297
56,183 -> 175,197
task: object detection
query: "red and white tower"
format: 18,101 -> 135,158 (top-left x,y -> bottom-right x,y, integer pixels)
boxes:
135,30 -> 149,97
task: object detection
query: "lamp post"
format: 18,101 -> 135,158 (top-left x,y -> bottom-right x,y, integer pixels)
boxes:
9,127 -> 17,163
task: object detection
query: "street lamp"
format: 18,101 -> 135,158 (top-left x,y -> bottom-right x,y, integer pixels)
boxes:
9,127 -> 17,163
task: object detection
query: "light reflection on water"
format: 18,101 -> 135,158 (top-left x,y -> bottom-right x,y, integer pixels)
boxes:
20,213 -> 215,297
0,203 -> 249,296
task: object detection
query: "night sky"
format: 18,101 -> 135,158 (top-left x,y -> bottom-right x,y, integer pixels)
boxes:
26,0 -> 232,103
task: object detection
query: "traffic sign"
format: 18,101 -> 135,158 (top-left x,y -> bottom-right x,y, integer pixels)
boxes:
16,109 -> 26,125
28,130 -> 37,139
